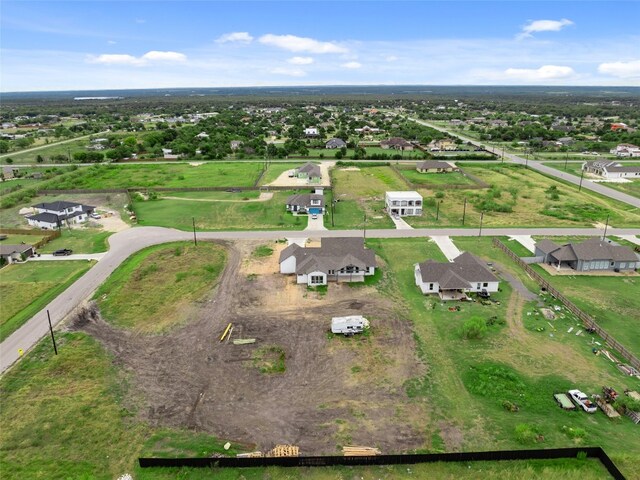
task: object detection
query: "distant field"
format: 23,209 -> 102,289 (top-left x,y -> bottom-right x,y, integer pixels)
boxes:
0,260 -> 92,341
43,163 -> 264,190
396,166 -> 476,186
1,136 -> 93,164
133,191 -> 306,230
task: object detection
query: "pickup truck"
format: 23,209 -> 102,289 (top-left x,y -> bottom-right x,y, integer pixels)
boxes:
52,249 -> 73,256
568,389 -> 597,413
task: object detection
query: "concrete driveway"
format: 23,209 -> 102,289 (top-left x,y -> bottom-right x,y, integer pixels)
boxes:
430,235 -> 461,261
507,235 -> 536,254
305,214 -> 327,231
29,253 -> 107,262
390,215 -> 413,230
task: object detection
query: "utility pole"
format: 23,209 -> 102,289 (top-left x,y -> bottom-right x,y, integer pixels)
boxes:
462,198 -> 467,226
578,168 -> 585,192
47,310 -> 58,355
436,200 -> 442,221
363,212 -> 367,240
192,217 -> 197,246
602,215 -> 610,241
331,200 -> 335,227
478,211 -> 484,238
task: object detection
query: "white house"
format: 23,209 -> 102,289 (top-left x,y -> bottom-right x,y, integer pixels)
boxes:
610,144 -> 640,157
279,237 -> 376,286
26,201 -> 94,229
415,252 -> 500,301
385,191 -> 423,217
304,127 -> 319,137
582,160 -> 640,179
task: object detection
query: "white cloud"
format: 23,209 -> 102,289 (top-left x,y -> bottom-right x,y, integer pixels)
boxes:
385,55 -> 398,62
259,34 -> 347,54
288,56 -> 314,65
341,61 -> 362,69
107,40 -> 117,45
518,18 -> 573,39
598,59 -> 640,78
215,32 -> 254,44
88,51 -> 187,66
504,65 -> 576,81
269,67 -> 306,77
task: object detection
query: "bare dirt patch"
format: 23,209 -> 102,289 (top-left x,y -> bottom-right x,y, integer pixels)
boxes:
160,192 -> 274,203
73,240 -> 425,454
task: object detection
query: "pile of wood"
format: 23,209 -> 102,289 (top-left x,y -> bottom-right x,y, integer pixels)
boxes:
342,445 -> 381,456
594,396 -> 621,419
236,451 -> 264,458
617,364 -> 640,379
267,444 -> 299,457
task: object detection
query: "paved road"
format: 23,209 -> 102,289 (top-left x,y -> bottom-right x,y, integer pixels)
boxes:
29,253 -> 107,262
409,118 -> 640,208
2,225 -> 640,373
0,131 -> 110,160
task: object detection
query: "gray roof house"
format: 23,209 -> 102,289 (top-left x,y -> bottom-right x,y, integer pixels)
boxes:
279,238 -> 376,286
416,160 -> 457,173
380,137 -> 414,150
286,192 -> 325,215
325,138 -> 347,149
415,252 -> 500,300
534,238 -> 638,272
295,162 -> 322,183
27,201 -> 94,230
582,160 -> 640,179
0,244 -> 34,264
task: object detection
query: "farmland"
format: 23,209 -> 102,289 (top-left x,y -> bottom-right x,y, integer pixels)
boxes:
0,261 -> 93,341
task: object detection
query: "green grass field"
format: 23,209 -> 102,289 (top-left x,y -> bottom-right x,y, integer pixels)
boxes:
133,191 -> 306,231
96,242 -> 226,332
38,229 -> 111,254
396,166 -> 476,186
259,162 -> 299,184
0,232 -> 48,246
0,260 -> 93,341
0,136 -> 94,164
0,179 -> 43,193
43,162 -> 264,189
541,162 -> 640,198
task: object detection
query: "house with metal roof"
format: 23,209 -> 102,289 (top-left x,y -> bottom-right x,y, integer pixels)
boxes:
414,252 -> 500,301
279,237 -> 376,286
534,238 -> 638,272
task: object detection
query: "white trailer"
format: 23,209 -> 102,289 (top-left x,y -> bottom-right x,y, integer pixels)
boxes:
331,316 -> 370,336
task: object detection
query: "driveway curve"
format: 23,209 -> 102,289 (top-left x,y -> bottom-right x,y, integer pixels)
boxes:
2,225 -> 640,373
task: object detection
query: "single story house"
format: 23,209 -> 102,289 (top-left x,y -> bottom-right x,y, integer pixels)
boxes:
534,238 -> 638,272
230,140 -> 243,150
380,137 -> 413,151
610,144 -> 640,157
2,167 -> 19,180
428,139 -> 457,151
325,138 -> 347,149
304,127 -> 319,137
385,191 -> 423,217
27,200 -> 94,229
195,132 -> 209,139
354,126 -> 381,134
295,162 -> 322,183
415,252 -> 500,301
416,160 -> 457,173
582,160 -> 640,179
279,237 -> 376,286
0,244 -> 34,264
286,190 -> 325,215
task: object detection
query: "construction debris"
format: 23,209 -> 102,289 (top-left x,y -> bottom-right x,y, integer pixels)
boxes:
233,338 -> 256,345
594,396 -> 621,419
626,390 -> 640,401
267,445 -> 299,457
618,364 -> 640,379
342,445 -> 381,456
220,323 -> 233,342
236,451 -> 264,458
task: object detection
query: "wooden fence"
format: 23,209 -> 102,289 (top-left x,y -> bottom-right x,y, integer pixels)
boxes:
0,228 -> 61,249
389,165 -> 489,191
39,185 -> 331,195
493,237 -> 640,371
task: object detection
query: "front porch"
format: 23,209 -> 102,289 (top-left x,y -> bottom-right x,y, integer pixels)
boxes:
438,289 -> 470,301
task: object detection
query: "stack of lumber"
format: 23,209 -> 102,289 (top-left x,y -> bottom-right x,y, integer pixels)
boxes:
267,445 -> 299,457
236,451 -> 264,458
233,338 -> 256,345
595,397 -> 621,419
342,445 -> 381,456
617,364 -> 640,379
600,349 -> 618,363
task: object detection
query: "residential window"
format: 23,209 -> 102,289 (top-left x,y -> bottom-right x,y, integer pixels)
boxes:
482,283 -> 488,287
429,283 -> 434,290
477,283 -> 481,289
310,275 -> 324,284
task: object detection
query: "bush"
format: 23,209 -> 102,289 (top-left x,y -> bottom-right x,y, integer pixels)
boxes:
461,316 -> 487,339
514,423 -> 544,444
561,425 -> 586,440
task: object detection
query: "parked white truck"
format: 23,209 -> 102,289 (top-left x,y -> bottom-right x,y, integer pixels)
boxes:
331,316 -> 369,336
568,389 -> 597,413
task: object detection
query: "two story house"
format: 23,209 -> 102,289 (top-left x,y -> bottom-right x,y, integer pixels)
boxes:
26,201 -> 94,229
385,191 -> 423,217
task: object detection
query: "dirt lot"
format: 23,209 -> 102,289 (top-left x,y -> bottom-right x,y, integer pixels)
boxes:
266,161 -> 333,187
72,240 -> 425,454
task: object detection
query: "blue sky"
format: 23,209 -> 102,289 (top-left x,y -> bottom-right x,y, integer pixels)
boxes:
2,1 -> 639,91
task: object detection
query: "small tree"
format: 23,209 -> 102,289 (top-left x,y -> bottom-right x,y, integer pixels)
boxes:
36,154 -> 44,163
5,158 -> 13,164
461,316 -> 487,339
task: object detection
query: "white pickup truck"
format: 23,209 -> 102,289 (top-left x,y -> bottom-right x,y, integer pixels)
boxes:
568,389 -> 597,413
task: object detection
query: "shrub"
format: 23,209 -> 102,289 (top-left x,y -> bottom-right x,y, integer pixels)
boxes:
461,316 -> 487,339
514,423 -> 544,445
561,425 -> 586,440
435,191 -> 445,199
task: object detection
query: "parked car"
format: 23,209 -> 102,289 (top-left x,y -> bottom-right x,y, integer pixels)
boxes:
568,389 -> 597,413
311,214 -> 318,219
52,249 -> 73,256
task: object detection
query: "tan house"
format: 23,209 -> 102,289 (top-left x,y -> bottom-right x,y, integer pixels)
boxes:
416,161 -> 457,173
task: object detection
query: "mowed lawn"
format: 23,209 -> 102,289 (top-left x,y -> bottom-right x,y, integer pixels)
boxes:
133,191 -> 306,230
44,162 -> 264,189
96,242 -> 226,332
0,261 -> 93,341
38,229 -> 112,254
396,166 -> 477,186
